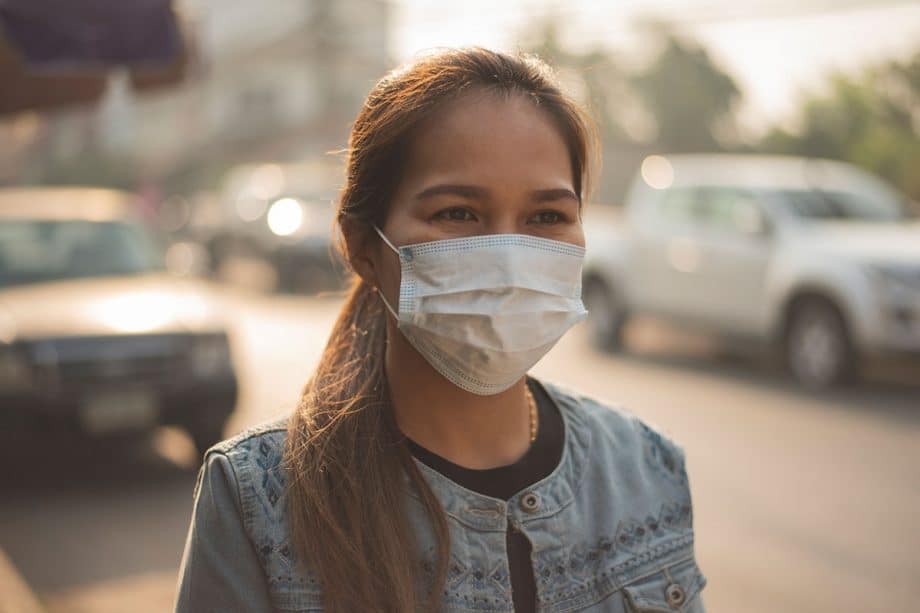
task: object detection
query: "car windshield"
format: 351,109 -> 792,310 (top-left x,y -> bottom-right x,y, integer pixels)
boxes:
778,189 -> 909,222
0,220 -> 165,288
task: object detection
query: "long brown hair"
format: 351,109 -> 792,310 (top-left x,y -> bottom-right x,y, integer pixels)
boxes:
284,47 -> 597,612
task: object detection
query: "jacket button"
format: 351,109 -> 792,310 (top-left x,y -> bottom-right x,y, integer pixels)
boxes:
665,583 -> 686,608
520,492 -> 541,513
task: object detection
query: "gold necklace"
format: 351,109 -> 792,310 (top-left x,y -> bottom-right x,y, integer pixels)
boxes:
525,385 -> 538,443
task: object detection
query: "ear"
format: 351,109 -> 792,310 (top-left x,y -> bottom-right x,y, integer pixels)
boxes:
340,215 -> 378,287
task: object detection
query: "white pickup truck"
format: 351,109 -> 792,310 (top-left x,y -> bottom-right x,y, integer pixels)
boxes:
582,154 -> 920,388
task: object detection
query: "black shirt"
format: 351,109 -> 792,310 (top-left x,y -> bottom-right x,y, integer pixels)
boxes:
406,378 -> 565,612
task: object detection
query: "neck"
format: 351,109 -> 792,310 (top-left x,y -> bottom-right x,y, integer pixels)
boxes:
385,323 -> 532,470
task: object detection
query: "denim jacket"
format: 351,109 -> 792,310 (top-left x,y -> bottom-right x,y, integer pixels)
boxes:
175,380 -> 706,612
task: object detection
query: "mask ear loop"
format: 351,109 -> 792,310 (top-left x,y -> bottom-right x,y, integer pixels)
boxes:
372,225 -> 400,320
373,225 -> 399,254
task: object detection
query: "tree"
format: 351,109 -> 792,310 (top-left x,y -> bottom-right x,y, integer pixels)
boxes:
629,30 -> 741,152
760,51 -> 920,203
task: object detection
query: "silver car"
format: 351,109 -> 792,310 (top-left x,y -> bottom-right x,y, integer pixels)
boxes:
583,154 -> 920,388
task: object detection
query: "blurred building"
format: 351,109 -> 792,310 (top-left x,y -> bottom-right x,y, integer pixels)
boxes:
2,0 -> 390,188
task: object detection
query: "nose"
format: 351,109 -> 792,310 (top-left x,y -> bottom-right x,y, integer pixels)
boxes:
484,213 -> 522,236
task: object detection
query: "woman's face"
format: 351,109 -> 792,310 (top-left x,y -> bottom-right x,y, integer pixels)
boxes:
373,90 -> 584,294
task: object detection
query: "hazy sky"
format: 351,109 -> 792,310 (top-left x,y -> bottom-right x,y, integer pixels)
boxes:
390,0 -> 920,135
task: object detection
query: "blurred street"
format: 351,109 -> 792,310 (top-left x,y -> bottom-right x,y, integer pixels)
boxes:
0,290 -> 916,613
2,1 -> 919,612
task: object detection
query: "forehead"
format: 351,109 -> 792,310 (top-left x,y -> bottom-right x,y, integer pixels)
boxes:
402,90 -> 574,189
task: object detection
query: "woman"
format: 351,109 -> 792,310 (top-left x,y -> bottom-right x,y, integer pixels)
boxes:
176,47 -> 706,612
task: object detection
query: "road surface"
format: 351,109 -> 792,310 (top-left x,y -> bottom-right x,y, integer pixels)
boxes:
1,291 -> 917,612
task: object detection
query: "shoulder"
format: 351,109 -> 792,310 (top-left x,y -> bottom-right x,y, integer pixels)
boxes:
192,418 -> 320,602
195,417 -> 291,525
209,416 -> 290,458
539,379 -> 689,490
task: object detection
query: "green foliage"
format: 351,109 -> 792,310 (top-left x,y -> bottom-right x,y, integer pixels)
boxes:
630,33 -> 740,152
760,52 -> 920,202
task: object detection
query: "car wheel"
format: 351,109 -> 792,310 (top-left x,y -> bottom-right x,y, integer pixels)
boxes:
187,420 -> 227,458
583,277 -> 628,352
784,297 -> 854,389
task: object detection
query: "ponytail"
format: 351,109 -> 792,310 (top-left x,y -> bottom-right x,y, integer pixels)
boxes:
284,278 -> 449,612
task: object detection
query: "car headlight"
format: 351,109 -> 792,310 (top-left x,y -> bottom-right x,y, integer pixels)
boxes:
0,346 -> 31,391
267,198 -> 305,237
190,334 -> 232,377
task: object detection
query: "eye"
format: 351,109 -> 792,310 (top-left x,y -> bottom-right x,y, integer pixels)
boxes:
528,210 -> 567,225
433,207 -> 478,222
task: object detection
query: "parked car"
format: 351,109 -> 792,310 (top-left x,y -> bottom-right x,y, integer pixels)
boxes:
583,154 -> 920,388
206,160 -> 343,292
0,187 -> 238,454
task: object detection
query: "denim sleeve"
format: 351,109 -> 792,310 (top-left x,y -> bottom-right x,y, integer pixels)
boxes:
175,451 -> 275,612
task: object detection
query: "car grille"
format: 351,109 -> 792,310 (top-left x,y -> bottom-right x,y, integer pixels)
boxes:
23,334 -> 193,389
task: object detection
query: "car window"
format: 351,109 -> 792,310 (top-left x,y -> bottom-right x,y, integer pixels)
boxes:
778,189 -> 906,222
696,187 -> 767,235
0,220 -> 165,288
657,188 -> 700,227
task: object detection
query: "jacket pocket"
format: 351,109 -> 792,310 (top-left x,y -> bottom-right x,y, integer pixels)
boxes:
622,557 -> 706,613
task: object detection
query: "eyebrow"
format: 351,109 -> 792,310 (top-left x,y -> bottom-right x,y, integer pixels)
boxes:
414,184 -> 579,203
533,188 -> 580,204
414,184 -> 487,201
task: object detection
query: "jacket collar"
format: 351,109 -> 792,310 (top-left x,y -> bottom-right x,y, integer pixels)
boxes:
406,379 -> 592,532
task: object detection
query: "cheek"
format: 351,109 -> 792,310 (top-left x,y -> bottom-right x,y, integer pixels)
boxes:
373,242 -> 403,296
571,223 -> 586,248
551,219 -> 585,248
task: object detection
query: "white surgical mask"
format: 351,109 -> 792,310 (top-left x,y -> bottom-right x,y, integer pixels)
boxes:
374,226 -> 587,395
